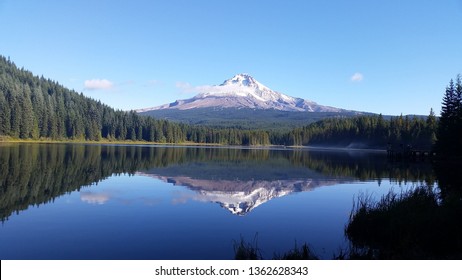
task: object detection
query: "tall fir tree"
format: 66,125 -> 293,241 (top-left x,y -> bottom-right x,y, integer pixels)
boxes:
455,75 -> 462,155
426,108 -> 437,145
436,76 -> 462,156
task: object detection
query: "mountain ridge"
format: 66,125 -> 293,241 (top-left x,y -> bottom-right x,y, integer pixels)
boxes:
137,74 -> 352,113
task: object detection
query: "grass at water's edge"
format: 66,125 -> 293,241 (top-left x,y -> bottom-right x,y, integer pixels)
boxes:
233,235 -> 319,260
345,186 -> 462,259
0,138 -> 290,150
0,136 -> 222,146
1,136 -> 390,152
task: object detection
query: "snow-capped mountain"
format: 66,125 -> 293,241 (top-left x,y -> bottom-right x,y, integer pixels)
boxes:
137,74 -> 347,113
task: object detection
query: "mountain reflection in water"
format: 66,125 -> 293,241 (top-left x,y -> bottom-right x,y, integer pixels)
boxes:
139,172 -> 349,215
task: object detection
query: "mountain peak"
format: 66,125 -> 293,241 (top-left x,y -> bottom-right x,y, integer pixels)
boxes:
137,74 -> 349,113
221,73 -> 255,85
220,73 -> 269,91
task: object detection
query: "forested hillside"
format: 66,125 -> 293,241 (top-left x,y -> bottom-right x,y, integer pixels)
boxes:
140,107 -> 364,130
0,56 -> 188,142
284,113 -> 437,149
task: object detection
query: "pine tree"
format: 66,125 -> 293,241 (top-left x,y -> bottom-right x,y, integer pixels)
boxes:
0,90 -> 11,135
426,108 -> 437,145
19,84 -> 34,138
436,76 -> 462,156
455,75 -> 462,155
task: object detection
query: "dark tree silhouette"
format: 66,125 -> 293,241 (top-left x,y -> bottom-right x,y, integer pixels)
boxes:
436,75 -> 462,157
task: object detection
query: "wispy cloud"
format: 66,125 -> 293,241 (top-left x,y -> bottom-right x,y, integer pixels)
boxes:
351,73 -> 364,82
175,82 -> 238,95
175,81 -> 196,93
80,192 -> 111,205
84,79 -> 114,90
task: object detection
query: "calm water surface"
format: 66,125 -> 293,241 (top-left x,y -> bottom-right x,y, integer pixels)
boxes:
0,144 -> 435,259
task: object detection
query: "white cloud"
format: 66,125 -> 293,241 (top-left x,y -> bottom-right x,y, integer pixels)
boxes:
175,81 -> 195,93
80,192 -> 110,205
351,73 -> 364,82
175,82 -> 241,95
84,79 -> 114,90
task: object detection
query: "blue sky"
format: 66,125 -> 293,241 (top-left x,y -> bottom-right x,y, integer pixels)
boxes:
1,0 -> 461,115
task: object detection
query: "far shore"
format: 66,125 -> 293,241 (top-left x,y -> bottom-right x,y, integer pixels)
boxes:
0,137 -> 388,152
0,137 -> 219,146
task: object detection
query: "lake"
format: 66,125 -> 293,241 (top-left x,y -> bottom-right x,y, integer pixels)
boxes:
0,143 -> 435,259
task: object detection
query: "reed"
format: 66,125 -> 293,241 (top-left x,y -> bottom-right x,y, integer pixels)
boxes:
345,186 -> 462,259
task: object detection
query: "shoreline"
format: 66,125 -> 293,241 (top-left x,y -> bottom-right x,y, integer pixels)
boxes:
0,138 -> 388,152
0,138 -> 219,146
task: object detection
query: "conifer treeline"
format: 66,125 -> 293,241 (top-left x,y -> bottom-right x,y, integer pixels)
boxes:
0,55 -> 440,148
283,113 -> 437,148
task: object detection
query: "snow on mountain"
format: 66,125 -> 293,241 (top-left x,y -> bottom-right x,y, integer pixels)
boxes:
137,74 -> 347,113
